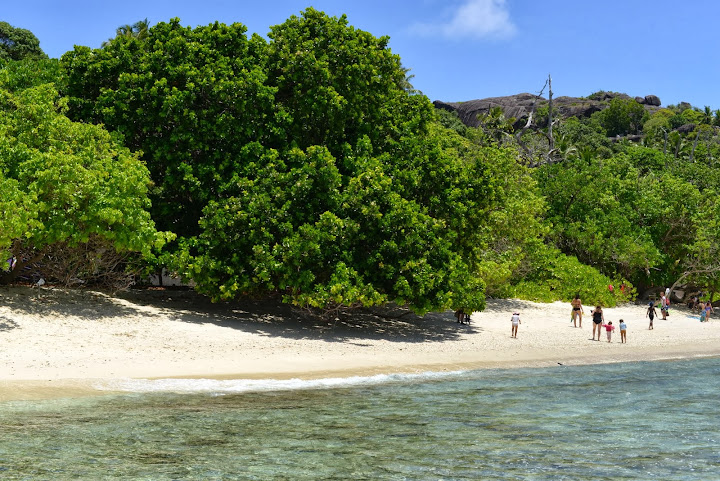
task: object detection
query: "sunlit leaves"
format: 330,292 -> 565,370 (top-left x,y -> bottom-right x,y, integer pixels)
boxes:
0,79 -> 170,278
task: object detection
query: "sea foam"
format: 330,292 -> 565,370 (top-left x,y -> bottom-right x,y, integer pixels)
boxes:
93,370 -> 466,394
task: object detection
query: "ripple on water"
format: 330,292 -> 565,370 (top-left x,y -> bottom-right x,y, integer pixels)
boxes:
0,358 -> 718,480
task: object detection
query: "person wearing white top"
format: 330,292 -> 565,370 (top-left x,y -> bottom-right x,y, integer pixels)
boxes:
510,312 -> 521,338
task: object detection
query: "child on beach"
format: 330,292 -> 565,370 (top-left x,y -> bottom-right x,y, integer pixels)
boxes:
647,302 -> 656,329
619,319 -> 627,343
510,312 -> 521,338
602,321 -> 615,342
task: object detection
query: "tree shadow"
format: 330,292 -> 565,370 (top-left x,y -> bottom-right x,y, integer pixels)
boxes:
110,289 -> 483,343
0,286 -> 145,320
0,286 -> 480,343
0,315 -> 19,332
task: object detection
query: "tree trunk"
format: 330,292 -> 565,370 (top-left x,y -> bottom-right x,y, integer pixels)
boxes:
547,74 -> 554,152
690,130 -> 700,162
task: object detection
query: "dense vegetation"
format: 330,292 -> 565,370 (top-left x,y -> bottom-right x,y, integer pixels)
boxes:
1,10 -> 719,315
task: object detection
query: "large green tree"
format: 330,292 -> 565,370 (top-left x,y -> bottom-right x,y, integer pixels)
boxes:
534,145 -> 709,290
0,22 -> 46,61
61,18 -> 275,236
0,76 -> 170,285
179,11 -> 494,314
62,9 -> 506,313
593,97 -> 648,137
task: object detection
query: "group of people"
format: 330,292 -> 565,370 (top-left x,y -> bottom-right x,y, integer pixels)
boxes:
587,304 -> 626,343
650,289 -> 714,324
508,289 -> 714,340
509,294 -> 631,342
570,294 -> 620,342
687,293 -> 714,322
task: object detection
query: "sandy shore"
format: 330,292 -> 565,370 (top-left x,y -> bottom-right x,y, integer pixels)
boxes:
1,286 -> 718,400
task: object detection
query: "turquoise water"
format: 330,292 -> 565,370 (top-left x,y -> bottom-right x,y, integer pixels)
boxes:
1,358 -> 719,480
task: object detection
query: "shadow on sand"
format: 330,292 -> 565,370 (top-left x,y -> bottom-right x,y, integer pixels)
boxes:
0,286 -> 482,343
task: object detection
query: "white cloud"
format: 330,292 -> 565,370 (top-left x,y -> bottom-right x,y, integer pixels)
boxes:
411,0 -> 517,40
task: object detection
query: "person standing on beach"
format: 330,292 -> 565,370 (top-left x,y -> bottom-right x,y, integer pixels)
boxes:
602,321 -> 615,342
704,302 -> 714,322
647,302 -> 656,329
571,294 -> 583,328
510,312 -> 521,338
619,319 -> 627,343
660,292 -> 668,320
591,306 -> 604,341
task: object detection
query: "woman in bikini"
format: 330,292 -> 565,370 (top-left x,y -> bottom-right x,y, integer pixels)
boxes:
571,293 -> 583,328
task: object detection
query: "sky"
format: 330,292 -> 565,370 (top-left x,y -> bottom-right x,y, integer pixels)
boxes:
5,0 -> 720,109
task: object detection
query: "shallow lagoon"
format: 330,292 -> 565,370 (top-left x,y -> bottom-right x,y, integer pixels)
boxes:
1,358 -> 718,480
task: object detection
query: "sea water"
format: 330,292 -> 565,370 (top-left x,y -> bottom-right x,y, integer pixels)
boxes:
0,358 -> 719,480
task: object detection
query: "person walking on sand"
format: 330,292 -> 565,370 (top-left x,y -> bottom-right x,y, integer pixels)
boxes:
602,321 -> 615,343
571,293 -> 583,328
619,319 -> 627,343
647,302 -> 656,329
510,312 -> 521,338
591,306 -> 604,341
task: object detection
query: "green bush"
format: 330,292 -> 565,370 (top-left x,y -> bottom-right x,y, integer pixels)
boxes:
498,248 -> 632,307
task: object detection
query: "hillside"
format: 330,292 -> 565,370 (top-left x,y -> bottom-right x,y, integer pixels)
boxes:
434,91 -> 664,130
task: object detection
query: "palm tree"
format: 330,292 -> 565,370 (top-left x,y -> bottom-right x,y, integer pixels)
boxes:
477,106 -> 515,144
102,18 -> 150,46
703,106 -> 713,125
550,132 -> 578,161
399,64 -> 420,95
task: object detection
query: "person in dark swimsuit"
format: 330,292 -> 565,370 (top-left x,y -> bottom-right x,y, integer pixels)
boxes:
647,302 -> 656,329
591,305 -> 604,341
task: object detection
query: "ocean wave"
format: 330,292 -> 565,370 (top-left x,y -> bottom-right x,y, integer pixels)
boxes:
93,370 -> 467,394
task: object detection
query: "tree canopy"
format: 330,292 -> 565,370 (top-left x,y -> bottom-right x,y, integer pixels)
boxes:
0,69 -> 170,287
0,22 -> 46,61
60,9 -> 502,313
3,12 -> 720,311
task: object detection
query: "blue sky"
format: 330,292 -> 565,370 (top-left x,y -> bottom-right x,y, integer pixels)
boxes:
5,0 -> 720,109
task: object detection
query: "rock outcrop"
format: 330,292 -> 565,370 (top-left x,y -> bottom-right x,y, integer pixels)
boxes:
434,92 -> 663,128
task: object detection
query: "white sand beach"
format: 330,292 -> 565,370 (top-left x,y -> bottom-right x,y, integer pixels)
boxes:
0,286 -> 718,400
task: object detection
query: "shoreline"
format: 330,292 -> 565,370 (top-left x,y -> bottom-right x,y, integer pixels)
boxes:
1,287 -> 718,401
2,348 -> 719,402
